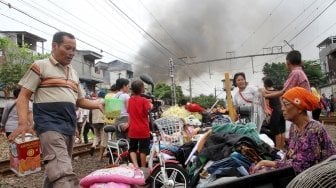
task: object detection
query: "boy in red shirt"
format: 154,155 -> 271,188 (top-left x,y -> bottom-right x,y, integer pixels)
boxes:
127,80 -> 153,167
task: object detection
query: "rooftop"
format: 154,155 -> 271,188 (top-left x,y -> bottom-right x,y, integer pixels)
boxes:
317,36 -> 336,48
0,31 -> 47,42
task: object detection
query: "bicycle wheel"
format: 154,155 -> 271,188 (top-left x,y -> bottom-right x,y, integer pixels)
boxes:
150,163 -> 190,188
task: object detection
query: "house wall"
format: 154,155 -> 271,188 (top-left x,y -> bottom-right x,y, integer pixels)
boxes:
319,43 -> 336,83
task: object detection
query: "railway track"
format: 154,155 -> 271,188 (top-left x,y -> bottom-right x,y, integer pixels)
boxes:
321,116 -> 336,125
0,143 -> 96,176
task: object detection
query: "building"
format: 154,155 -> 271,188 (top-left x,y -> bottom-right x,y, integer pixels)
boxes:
0,31 -> 46,56
0,31 -> 106,96
0,31 -> 46,93
96,60 -> 133,89
72,50 -> 104,95
317,36 -> 336,96
0,31 -> 47,119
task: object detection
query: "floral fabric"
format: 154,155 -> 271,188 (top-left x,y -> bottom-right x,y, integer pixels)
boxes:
276,120 -> 336,173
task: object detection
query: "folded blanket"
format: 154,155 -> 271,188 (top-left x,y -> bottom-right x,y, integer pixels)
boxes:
80,166 -> 145,188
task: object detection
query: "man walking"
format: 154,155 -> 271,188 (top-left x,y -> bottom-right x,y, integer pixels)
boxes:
9,31 -> 103,188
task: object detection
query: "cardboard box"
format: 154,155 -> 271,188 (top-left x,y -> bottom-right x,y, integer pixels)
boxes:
9,134 -> 41,176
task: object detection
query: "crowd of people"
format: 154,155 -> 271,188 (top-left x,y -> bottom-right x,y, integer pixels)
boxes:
232,50 -> 336,175
0,31 -> 154,187
0,31 -> 336,187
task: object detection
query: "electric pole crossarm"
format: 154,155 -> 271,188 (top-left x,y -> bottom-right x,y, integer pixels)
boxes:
189,51 -> 289,65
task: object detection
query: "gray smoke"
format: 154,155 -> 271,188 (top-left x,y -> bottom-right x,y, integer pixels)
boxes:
133,0 -> 298,84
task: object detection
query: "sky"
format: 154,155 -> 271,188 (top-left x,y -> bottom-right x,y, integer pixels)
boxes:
1,0 -> 336,97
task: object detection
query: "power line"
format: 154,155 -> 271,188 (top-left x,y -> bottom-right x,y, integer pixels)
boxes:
288,0 -> 336,43
81,0 -> 163,66
136,1 -> 211,90
0,12 -> 48,35
299,20 -> 336,51
104,0 -> 171,60
258,0 -> 318,51
46,0 -> 165,67
250,0 -> 334,74
0,0 -> 132,64
234,0 -> 285,52
263,0 -> 336,65
17,0 -> 142,62
138,0 -> 188,57
107,0 -> 179,59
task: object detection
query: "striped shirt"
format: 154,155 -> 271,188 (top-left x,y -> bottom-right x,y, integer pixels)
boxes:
19,55 -> 84,136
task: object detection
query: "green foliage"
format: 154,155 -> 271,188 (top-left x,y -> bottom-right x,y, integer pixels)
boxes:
0,62 -> 31,90
192,94 -> 225,109
262,60 -> 327,89
0,37 -> 49,94
262,62 -> 288,89
154,82 -> 171,99
303,60 -> 327,87
153,82 -> 184,105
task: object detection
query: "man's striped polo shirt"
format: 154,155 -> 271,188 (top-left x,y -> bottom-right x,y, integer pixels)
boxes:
19,55 -> 84,136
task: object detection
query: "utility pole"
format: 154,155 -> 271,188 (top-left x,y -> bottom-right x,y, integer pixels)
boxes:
169,58 -> 177,105
189,77 -> 192,102
178,56 -> 196,101
224,73 -> 235,121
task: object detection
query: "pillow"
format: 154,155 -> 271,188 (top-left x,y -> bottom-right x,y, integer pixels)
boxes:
80,166 -> 145,188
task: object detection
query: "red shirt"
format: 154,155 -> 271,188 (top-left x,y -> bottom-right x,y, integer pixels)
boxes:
127,95 -> 151,138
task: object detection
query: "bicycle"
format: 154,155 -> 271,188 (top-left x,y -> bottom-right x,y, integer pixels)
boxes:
103,75 -> 189,187
148,116 -> 189,188
104,117 -> 189,188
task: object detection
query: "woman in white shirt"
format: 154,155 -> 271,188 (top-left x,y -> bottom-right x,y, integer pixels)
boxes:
232,72 -> 266,132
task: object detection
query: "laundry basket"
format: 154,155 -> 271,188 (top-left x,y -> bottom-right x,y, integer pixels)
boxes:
154,116 -> 184,146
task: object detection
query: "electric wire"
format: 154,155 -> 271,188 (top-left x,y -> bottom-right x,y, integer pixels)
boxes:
288,0 -> 336,43
104,0 -> 172,62
258,0 -> 318,51
0,0 -> 133,64
46,0 -> 166,69
300,20 -> 336,51
85,0 -> 167,68
16,0 -> 143,63
106,0 -> 211,93
136,0 -> 210,92
138,0 -> 188,58
262,0 -> 336,66
236,0 -> 333,77
234,0 -> 285,52
107,0 -> 179,59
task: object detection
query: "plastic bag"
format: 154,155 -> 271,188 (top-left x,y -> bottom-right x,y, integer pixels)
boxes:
105,98 -> 123,119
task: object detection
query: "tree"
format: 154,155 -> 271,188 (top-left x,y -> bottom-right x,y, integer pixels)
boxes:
0,37 -> 49,97
303,60 -> 327,87
153,82 -> 184,105
262,62 -> 288,89
262,60 -> 327,89
192,94 -> 225,109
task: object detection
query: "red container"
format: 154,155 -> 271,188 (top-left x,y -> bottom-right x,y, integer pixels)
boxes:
9,134 -> 41,176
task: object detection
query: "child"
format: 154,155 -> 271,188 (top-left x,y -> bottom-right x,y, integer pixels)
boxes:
127,80 -> 153,168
